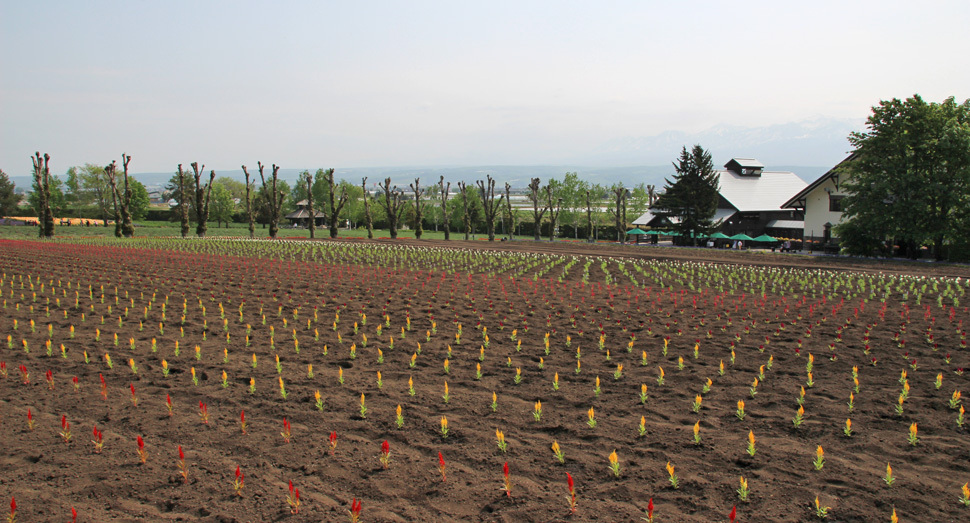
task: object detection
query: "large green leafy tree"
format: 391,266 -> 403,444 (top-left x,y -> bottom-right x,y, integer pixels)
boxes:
654,145 -> 720,245
838,95 -> 970,260
209,182 -> 236,228
128,178 -> 150,221
0,169 -> 19,218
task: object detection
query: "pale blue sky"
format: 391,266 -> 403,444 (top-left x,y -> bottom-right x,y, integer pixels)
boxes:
2,0 -> 968,174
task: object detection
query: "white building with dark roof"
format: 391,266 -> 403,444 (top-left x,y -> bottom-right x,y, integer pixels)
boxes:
782,153 -> 856,247
633,158 -> 807,239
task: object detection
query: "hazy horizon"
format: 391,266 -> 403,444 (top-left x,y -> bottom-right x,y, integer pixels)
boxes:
2,1 -> 967,176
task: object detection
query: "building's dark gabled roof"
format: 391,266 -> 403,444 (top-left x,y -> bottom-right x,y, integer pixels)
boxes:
782,152 -> 858,210
724,158 -> 765,176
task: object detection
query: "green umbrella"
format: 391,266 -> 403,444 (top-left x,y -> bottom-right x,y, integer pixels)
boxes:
709,232 -> 730,239
626,228 -> 649,235
752,234 -> 778,242
729,233 -> 755,241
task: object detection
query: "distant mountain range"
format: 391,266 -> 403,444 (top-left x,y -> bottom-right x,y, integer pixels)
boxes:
7,118 -> 856,192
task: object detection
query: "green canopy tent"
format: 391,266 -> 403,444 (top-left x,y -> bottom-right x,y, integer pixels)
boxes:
752,234 -> 778,242
626,228 -> 650,244
709,232 -> 730,239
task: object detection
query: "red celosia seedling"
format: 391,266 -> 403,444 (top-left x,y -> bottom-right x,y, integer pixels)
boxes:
329,430 -> 337,455
438,452 -> 446,482
281,418 -> 291,443
240,410 -> 247,434
59,415 -> 72,444
71,506 -> 77,523
130,384 -> 138,406
233,466 -> 245,496
26,408 -> 34,431
379,440 -> 391,469
0,361 -> 6,378
8,496 -> 15,523
45,369 -> 54,390
565,472 -> 577,513
166,394 -> 173,416
99,373 -> 107,400
644,498 -> 654,523
502,462 -> 512,498
72,376 -> 79,393
730,505 -> 737,522
286,480 -> 301,514
349,498 -> 362,523
199,401 -> 209,425
92,426 -> 104,453
136,435 -> 147,464
20,365 -> 29,385
177,445 -> 188,483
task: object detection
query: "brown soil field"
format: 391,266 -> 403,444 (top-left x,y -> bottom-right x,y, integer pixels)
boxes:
0,237 -> 969,522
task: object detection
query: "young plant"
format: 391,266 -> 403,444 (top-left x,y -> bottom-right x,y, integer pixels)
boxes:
26,408 -> 34,431
349,498 -> 362,523
440,416 -> 449,438
793,405 -> 805,428
8,496 -> 15,523
130,384 -> 138,406
736,400 -> 746,420
587,407 -> 597,428
281,418 -> 292,443
843,418 -> 853,437
746,430 -> 756,457
240,410 -> 247,434
665,461 -> 679,489
907,422 -> 918,446
691,394 -> 703,413
233,466 -> 245,496
329,430 -> 338,455
359,393 -> 367,419
408,376 -> 415,396
379,440 -> 391,469
883,462 -> 895,486
959,482 -> 970,507
286,480 -> 301,514
136,435 -> 148,464
491,391 -> 497,412
737,476 -> 750,502
656,366 -> 665,386
814,495 -> 830,519
813,445 -> 825,470
593,376 -> 601,396
177,445 -> 188,483
59,415 -> 72,444
438,452 -> 447,482
502,462 -> 512,497
702,378 -> 713,394
199,401 -> 209,425
534,400 -> 542,422
551,440 -> 565,464
950,390 -> 962,409
566,472 -> 577,514
642,498 -> 654,523
608,450 -> 621,478
637,415 -> 647,437
91,425 -> 104,453
553,372 -> 560,391
640,383 -> 649,404
692,420 -> 701,445
396,404 -> 404,428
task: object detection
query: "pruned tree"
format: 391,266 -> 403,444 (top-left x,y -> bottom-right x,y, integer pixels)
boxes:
409,178 -> 425,239
258,162 -> 286,239
607,184 -> 628,243
504,182 -> 514,240
31,152 -> 54,237
476,175 -> 504,242
324,168 -> 348,238
458,181 -> 471,240
176,164 -> 190,238
361,177 -> 374,239
241,165 -> 256,238
191,162 -> 216,238
527,178 -> 547,241
105,154 -> 135,237
438,176 -> 451,240
546,185 -> 562,242
377,177 -> 406,239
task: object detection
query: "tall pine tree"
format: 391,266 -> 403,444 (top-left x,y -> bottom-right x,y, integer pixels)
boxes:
654,145 -> 720,245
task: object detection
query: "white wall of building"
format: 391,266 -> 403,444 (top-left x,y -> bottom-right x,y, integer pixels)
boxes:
802,176 -> 849,240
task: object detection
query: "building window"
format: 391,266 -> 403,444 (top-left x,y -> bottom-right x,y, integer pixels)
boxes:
829,195 -> 844,212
